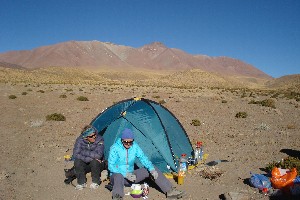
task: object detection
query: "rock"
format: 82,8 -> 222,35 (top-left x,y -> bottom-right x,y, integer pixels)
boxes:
223,192 -> 250,200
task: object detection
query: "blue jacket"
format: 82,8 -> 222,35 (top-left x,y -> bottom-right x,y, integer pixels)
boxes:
73,134 -> 104,163
108,139 -> 154,177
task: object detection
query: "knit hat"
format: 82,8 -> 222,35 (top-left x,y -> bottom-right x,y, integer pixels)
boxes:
121,128 -> 134,139
82,126 -> 97,138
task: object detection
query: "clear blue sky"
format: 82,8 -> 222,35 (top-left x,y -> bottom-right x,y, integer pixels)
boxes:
0,0 -> 299,78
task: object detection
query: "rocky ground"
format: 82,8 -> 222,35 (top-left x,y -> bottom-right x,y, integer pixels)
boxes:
0,82 -> 299,200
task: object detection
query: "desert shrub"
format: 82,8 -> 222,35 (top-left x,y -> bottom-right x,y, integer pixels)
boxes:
65,88 -> 73,92
284,92 -> 300,101
248,99 -> 258,104
153,95 -> 160,99
21,92 -> 28,95
286,124 -> 296,129
79,88 -> 83,91
265,156 -> 300,175
270,92 -> 280,99
9,95 -> 17,99
77,96 -> 89,101
59,94 -> 67,98
248,99 -> 276,108
235,112 -> 247,118
197,166 -> 224,180
27,89 -> 33,91
191,119 -> 201,126
46,113 -> 66,121
260,99 -> 276,108
249,92 -> 255,97
241,92 -> 247,98
221,100 -> 227,103
37,90 -> 45,93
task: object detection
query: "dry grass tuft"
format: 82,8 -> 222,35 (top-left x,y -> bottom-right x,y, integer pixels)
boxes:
194,166 -> 225,180
46,113 -> 66,121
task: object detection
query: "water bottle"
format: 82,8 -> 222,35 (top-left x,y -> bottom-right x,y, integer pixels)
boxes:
194,141 -> 203,162
199,143 -> 203,161
177,154 -> 187,185
194,145 -> 199,164
178,154 -> 188,173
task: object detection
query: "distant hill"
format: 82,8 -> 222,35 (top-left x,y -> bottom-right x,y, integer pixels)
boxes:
0,66 -> 266,89
0,61 -> 24,69
266,74 -> 300,92
1,66 -> 299,92
0,40 -> 272,79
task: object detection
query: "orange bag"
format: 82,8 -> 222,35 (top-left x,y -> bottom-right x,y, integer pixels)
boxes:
270,167 -> 297,190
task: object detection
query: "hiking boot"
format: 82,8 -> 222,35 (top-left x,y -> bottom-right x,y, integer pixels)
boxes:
75,183 -> 87,190
166,187 -> 186,199
112,194 -> 123,200
90,182 -> 99,189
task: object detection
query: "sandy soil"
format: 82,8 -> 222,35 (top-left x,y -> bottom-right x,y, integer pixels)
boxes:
0,83 -> 299,200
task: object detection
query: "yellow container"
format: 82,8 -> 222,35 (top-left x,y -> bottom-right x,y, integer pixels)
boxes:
177,171 -> 185,185
64,155 -> 71,161
177,174 -> 184,185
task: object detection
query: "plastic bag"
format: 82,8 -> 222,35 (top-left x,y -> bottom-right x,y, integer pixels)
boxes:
250,173 -> 271,190
142,182 -> 149,199
272,167 -> 290,178
270,167 -> 297,189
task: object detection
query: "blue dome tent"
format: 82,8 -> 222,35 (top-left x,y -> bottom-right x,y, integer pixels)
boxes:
91,97 -> 193,173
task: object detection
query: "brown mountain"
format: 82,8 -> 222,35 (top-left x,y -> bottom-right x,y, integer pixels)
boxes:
266,74 -> 300,92
0,40 -> 272,79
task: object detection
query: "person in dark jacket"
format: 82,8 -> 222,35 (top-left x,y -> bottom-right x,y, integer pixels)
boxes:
73,125 -> 105,190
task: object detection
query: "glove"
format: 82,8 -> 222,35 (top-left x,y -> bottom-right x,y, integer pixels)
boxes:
150,170 -> 158,180
126,172 -> 136,182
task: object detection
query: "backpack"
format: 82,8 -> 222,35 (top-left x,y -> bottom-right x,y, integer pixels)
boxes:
64,166 -> 76,185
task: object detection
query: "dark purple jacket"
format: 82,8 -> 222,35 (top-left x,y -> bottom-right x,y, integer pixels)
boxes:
73,134 -> 104,163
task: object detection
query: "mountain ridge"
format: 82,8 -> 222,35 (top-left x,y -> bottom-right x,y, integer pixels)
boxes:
0,40 -> 272,79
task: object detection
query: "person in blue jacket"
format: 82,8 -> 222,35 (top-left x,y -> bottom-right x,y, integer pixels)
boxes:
108,128 -> 186,200
73,125 -> 105,190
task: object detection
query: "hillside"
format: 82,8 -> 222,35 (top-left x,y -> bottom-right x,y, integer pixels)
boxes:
266,74 -> 300,92
0,61 -> 24,69
3,66 -> 300,92
0,66 -> 270,89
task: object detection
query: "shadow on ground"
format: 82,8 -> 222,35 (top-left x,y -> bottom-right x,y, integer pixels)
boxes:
280,149 -> 300,159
